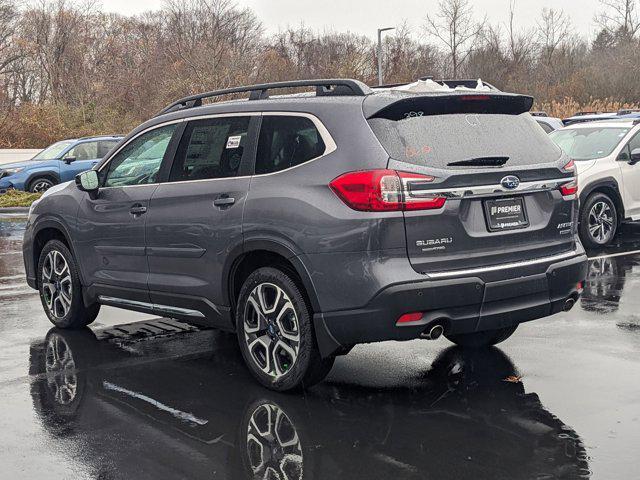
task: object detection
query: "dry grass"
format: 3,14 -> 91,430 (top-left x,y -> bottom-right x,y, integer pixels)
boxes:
0,189 -> 42,208
534,98 -> 640,119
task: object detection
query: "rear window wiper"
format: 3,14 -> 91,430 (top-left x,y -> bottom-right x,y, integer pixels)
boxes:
447,156 -> 509,167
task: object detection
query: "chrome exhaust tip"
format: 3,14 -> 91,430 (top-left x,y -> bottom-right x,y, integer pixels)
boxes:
563,297 -> 576,312
421,324 -> 444,340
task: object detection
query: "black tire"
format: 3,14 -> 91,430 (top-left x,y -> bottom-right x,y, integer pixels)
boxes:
28,176 -> 56,193
37,240 -> 100,329
235,267 -> 334,391
445,325 -> 517,348
579,192 -> 618,248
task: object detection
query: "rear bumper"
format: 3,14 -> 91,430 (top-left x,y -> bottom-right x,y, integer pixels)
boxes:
315,249 -> 588,354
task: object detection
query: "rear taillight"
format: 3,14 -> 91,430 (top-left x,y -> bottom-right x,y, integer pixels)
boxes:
560,160 -> 578,197
563,159 -> 576,172
560,180 -> 578,197
329,170 -> 446,212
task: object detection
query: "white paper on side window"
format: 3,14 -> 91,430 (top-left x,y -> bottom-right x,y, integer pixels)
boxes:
226,136 -> 242,149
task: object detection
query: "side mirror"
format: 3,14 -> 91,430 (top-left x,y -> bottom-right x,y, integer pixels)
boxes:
631,148 -> 640,165
64,156 -> 77,165
75,170 -> 99,196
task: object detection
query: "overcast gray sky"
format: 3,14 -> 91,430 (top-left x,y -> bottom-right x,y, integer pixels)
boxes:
98,0 -> 604,39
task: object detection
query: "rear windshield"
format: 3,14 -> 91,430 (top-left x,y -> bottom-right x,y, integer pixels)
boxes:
549,127 -> 630,160
368,113 -> 562,168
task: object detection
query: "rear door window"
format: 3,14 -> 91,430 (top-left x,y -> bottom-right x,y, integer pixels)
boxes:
65,141 -> 98,161
170,117 -> 251,181
255,116 -> 326,174
368,113 -> 561,168
97,140 -> 120,158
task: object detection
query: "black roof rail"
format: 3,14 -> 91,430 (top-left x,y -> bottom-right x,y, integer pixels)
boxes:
77,134 -> 124,140
530,111 -> 549,117
571,111 -> 602,117
618,108 -> 640,115
157,79 -> 372,116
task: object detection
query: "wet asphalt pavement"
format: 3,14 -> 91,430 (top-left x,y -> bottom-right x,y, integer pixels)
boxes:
1,217 -> 640,479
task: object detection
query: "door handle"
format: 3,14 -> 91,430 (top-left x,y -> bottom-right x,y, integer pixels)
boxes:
213,196 -> 235,207
130,204 -> 147,216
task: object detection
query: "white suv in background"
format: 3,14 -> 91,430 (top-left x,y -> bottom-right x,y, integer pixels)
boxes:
550,119 -> 640,248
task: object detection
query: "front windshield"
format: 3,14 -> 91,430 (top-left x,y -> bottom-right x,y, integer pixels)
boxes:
549,127 -> 630,160
32,141 -> 74,161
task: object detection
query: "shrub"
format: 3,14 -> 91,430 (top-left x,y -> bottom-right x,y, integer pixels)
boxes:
0,189 -> 42,208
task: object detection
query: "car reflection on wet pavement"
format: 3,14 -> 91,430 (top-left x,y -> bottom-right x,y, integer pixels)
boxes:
28,326 -> 589,480
2,216 -> 640,479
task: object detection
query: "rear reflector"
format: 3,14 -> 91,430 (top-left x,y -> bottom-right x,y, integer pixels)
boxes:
330,169 -> 446,212
396,312 -> 423,325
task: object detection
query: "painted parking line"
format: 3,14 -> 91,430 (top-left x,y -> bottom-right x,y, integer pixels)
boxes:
588,248 -> 640,261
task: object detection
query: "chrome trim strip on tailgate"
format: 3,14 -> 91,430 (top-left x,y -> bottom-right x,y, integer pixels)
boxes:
425,249 -> 582,279
407,178 -> 573,199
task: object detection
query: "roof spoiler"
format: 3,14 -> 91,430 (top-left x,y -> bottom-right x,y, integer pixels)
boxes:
364,92 -> 534,120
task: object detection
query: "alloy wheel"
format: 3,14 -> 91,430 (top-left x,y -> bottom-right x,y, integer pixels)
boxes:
243,283 -> 300,379
31,180 -> 53,193
246,402 -> 303,480
41,250 -> 73,319
44,334 -> 78,405
587,201 -> 614,244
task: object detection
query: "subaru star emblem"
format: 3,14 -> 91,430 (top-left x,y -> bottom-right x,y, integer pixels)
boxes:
501,175 -> 520,190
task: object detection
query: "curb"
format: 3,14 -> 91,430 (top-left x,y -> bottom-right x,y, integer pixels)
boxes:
0,207 -> 29,214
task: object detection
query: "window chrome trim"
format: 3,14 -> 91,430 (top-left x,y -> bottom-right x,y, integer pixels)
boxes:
96,111 -> 337,188
425,249 -> 582,279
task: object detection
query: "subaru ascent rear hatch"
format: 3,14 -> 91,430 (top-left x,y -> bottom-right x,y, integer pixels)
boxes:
364,82 -> 577,275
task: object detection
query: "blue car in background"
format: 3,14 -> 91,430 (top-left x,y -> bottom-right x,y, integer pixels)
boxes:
0,135 -> 123,193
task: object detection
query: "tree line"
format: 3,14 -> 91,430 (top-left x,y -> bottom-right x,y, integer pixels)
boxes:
0,0 -> 639,147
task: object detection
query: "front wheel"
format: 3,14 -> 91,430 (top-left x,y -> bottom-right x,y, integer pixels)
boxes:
579,192 -> 618,248
29,177 -> 56,193
445,325 -> 517,348
37,240 -> 100,328
236,267 -> 334,391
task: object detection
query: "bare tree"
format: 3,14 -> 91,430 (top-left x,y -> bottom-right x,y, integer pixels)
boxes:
423,0 -> 485,77
537,8 -> 572,64
0,0 -> 20,76
595,0 -> 640,39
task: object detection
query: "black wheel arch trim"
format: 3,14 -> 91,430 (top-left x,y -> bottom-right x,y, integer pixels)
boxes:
224,238 -> 340,357
224,238 -> 320,312
25,171 -> 60,190
579,177 -> 625,220
32,218 -> 86,286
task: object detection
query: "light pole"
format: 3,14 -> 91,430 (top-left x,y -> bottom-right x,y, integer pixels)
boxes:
377,27 -> 395,86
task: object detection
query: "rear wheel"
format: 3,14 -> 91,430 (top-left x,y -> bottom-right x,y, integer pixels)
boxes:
37,240 -> 100,329
29,177 -> 56,193
445,325 -> 517,348
236,267 -> 334,391
579,192 -> 618,248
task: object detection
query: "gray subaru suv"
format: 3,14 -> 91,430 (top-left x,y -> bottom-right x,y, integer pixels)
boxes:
23,79 -> 588,391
